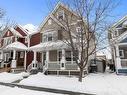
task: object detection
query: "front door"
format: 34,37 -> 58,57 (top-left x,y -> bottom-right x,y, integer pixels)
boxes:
17,51 -> 24,67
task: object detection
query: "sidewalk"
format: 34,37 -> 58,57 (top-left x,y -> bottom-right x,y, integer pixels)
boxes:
0,82 -> 94,95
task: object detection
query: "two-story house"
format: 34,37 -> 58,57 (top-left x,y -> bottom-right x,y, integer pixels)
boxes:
108,15 -> 127,74
29,3 -> 95,75
0,25 -> 41,72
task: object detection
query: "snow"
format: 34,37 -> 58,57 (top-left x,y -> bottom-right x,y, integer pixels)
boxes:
0,85 -> 62,95
17,72 -> 30,78
23,24 -> 38,35
20,72 -> 127,95
5,41 -> 28,50
0,72 -> 23,83
29,41 -> 68,51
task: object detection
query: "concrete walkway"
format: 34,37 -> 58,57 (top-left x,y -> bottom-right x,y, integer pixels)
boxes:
0,82 -> 94,95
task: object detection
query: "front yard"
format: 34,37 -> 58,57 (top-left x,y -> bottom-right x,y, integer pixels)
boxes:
0,72 -> 127,95
19,72 -> 127,95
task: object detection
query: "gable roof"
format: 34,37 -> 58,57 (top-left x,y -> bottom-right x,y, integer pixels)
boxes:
38,3 -> 79,31
111,15 -> 127,29
15,24 -> 38,36
2,27 -> 23,38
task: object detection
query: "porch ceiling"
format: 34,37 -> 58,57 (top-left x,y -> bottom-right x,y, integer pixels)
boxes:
29,41 -> 69,51
4,41 -> 28,51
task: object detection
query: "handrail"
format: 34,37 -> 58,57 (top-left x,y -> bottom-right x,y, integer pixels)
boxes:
27,63 -> 32,72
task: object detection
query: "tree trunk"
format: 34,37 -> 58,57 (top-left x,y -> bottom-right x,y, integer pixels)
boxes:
78,68 -> 83,82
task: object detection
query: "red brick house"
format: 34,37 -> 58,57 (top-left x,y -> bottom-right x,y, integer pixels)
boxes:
0,25 -> 41,72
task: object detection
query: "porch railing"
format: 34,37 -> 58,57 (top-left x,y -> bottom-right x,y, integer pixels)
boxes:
121,59 -> 127,68
48,61 -> 78,70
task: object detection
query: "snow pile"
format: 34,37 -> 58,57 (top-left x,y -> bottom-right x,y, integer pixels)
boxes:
0,72 -> 23,83
20,72 -> 127,95
0,85 -> 62,95
17,72 -> 30,78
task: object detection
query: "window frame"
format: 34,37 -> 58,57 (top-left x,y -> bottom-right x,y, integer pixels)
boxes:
119,50 -> 124,58
57,10 -> 65,20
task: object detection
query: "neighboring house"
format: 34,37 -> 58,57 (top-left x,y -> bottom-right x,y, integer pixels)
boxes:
29,3 -> 95,75
0,25 -> 41,72
108,15 -> 127,74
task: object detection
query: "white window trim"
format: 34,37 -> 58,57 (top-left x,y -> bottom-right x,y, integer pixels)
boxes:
57,10 -> 65,20
57,50 -> 62,64
119,50 -> 124,58
42,31 -> 57,42
20,52 -> 24,58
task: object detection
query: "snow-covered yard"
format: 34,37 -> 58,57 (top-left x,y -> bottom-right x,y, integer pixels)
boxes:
0,72 -> 29,83
0,85 -> 62,95
19,72 -> 127,95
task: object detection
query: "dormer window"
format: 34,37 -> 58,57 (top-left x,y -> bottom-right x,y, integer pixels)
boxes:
57,10 -> 64,20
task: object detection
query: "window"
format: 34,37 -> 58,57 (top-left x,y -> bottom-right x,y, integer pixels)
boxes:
20,52 -> 24,58
42,32 -> 54,42
57,10 -> 64,20
66,51 -> 71,61
57,51 -> 62,64
48,19 -> 52,25
119,50 -> 124,58
48,34 -> 53,41
43,34 -> 47,42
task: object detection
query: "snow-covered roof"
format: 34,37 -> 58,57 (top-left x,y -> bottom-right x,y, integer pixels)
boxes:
29,41 -> 69,51
4,41 -> 28,50
22,24 -> 38,35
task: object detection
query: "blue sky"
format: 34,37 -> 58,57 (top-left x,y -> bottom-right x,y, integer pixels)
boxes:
0,0 -> 127,26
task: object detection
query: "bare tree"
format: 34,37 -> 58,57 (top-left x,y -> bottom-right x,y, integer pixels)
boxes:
53,0 -> 118,82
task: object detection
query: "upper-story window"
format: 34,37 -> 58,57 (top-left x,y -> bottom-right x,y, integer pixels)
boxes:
57,10 -> 64,20
3,37 -> 13,46
48,34 -> 53,41
42,32 -> 54,42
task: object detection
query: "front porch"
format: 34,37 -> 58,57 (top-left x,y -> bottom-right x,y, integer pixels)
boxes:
0,42 -> 28,72
115,43 -> 127,74
29,41 -> 87,75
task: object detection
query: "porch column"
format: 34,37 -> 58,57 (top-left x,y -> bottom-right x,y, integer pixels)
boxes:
0,51 -> 3,67
45,51 -> 49,68
115,45 -> 121,72
11,50 -> 16,68
32,51 -> 37,69
24,51 -> 27,70
60,49 -> 66,70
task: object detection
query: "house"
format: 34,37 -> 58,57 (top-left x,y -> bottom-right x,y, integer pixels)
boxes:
108,15 -> 127,74
0,25 -> 41,72
29,3 -> 95,75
